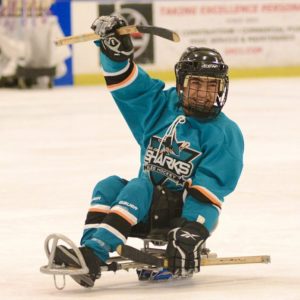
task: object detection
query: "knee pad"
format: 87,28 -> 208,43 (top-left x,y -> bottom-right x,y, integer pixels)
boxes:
92,175 -> 128,201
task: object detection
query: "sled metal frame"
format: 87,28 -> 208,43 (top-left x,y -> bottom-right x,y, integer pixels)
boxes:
40,233 -> 271,290
40,233 -> 89,290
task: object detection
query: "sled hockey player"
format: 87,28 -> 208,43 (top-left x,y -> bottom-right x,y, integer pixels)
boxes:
53,15 -> 244,287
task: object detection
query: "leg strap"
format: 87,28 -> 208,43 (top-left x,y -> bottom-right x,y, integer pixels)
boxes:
148,186 -> 183,237
130,186 -> 183,240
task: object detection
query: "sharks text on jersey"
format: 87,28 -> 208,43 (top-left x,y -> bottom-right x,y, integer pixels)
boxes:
143,136 -> 201,186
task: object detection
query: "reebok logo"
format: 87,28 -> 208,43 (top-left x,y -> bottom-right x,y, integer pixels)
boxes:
180,230 -> 200,240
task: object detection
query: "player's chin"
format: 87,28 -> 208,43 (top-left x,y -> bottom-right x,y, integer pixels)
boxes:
182,106 -> 193,117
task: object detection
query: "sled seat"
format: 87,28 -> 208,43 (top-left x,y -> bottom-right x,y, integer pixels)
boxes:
130,222 -> 169,241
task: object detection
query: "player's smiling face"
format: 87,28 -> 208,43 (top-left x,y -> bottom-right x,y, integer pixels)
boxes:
182,76 -> 219,116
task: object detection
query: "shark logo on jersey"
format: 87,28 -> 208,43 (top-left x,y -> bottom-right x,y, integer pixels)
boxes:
144,117 -> 201,186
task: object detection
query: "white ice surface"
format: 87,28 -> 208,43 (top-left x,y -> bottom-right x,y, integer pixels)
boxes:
0,78 -> 300,299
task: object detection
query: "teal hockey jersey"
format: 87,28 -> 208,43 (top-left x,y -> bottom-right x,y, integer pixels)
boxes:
100,53 -> 244,232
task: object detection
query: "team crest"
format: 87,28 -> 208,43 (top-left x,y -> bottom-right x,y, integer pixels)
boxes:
143,117 -> 201,186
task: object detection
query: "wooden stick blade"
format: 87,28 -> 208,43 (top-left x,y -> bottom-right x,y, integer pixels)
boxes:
201,255 -> 271,266
129,25 -> 180,42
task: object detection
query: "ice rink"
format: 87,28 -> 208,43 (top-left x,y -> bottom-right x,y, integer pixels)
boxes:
0,77 -> 299,299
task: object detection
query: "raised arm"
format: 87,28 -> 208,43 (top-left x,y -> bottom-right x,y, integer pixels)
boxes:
92,15 -> 168,145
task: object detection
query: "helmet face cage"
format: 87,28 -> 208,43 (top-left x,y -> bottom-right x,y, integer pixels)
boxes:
175,47 -> 229,120
182,75 -> 228,120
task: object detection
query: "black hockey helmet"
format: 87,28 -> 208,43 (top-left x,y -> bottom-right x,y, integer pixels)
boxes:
175,47 -> 229,120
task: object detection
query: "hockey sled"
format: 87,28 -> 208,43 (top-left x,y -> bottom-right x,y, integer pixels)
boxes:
40,233 -> 271,290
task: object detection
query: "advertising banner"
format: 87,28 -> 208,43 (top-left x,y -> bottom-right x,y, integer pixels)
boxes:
70,0 -> 300,82
154,1 -> 300,69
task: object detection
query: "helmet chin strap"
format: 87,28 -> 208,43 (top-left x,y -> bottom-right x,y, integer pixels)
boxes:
176,89 -> 184,108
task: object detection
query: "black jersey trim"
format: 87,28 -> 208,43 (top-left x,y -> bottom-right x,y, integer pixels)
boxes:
104,61 -> 135,86
102,212 -> 132,239
84,211 -> 107,225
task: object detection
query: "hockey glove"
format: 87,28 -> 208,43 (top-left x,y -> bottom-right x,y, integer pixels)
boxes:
91,15 -> 134,62
166,221 -> 209,277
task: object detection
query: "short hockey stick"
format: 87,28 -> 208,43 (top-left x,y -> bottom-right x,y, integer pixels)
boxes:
117,244 -> 167,267
117,244 -> 271,268
55,25 -> 180,46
